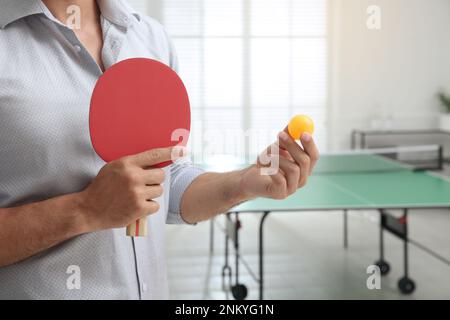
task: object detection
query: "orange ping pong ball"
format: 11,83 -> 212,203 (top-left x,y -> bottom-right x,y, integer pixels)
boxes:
287,115 -> 315,140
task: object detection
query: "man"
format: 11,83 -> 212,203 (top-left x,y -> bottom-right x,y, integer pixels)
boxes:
0,0 -> 319,299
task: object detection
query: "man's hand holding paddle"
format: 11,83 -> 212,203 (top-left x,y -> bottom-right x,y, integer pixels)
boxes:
79,147 -> 174,233
89,58 -> 191,236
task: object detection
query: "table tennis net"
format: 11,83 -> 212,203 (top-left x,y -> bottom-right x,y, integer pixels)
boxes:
314,145 -> 443,175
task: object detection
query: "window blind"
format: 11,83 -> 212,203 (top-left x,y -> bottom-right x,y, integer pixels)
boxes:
127,0 -> 328,163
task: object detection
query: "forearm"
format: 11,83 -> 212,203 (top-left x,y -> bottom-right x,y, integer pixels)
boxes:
180,168 -> 256,224
0,193 -> 89,267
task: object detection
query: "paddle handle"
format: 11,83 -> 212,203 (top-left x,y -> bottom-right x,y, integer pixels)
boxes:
126,216 -> 148,237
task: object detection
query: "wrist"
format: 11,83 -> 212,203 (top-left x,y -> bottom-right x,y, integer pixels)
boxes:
232,166 -> 258,203
69,192 -> 97,234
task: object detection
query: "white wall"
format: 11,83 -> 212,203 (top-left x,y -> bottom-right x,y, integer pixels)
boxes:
329,0 -> 450,150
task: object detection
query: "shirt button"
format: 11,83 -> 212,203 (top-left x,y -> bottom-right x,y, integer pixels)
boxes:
142,282 -> 148,292
74,45 -> 82,53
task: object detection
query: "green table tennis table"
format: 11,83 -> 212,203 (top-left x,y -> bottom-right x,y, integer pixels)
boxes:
205,149 -> 450,299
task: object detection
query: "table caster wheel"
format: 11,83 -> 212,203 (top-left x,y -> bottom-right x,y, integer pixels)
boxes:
398,277 -> 415,294
231,284 -> 248,300
375,259 -> 390,275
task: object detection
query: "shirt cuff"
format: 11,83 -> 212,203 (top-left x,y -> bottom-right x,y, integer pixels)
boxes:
167,162 -> 205,225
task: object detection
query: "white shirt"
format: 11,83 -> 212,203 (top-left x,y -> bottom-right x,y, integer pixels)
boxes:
0,0 -> 203,299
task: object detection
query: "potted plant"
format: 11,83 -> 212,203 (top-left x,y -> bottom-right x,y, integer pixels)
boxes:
437,91 -> 450,132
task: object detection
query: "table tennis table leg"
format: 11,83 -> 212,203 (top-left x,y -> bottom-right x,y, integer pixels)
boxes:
209,218 -> 214,255
403,210 -> 409,279
259,211 -> 270,300
343,210 -> 348,249
380,211 -> 385,261
398,209 -> 416,294
222,213 -> 232,295
230,213 -> 249,300
375,210 -> 391,275
376,209 -> 416,294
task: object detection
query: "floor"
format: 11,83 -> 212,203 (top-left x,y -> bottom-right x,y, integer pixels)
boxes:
165,209 -> 450,300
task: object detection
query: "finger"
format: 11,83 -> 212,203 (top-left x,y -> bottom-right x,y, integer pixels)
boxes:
257,142 -> 278,167
258,142 -> 293,167
133,199 -> 160,219
266,155 -> 287,178
128,147 -> 175,168
283,126 -> 319,174
143,185 -> 164,200
278,130 -> 310,165
277,144 -> 294,162
278,156 -> 300,195
278,131 -> 311,185
300,133 -> 319,174
280,148 -> 294,162
142,200 -> 160,215
141,168 -> 166,185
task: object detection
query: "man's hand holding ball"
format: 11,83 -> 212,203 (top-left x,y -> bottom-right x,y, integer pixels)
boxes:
237,115 -> 319,201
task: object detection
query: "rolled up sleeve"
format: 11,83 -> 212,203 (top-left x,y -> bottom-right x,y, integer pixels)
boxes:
167,156 -> 204,224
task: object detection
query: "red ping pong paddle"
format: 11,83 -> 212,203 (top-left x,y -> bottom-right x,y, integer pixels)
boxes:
89,58 -> 191,237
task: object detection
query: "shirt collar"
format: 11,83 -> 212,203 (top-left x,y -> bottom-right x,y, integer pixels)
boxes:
0,0 -> 43,29
98,0 -> 141,28
0,0 -> 140,29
